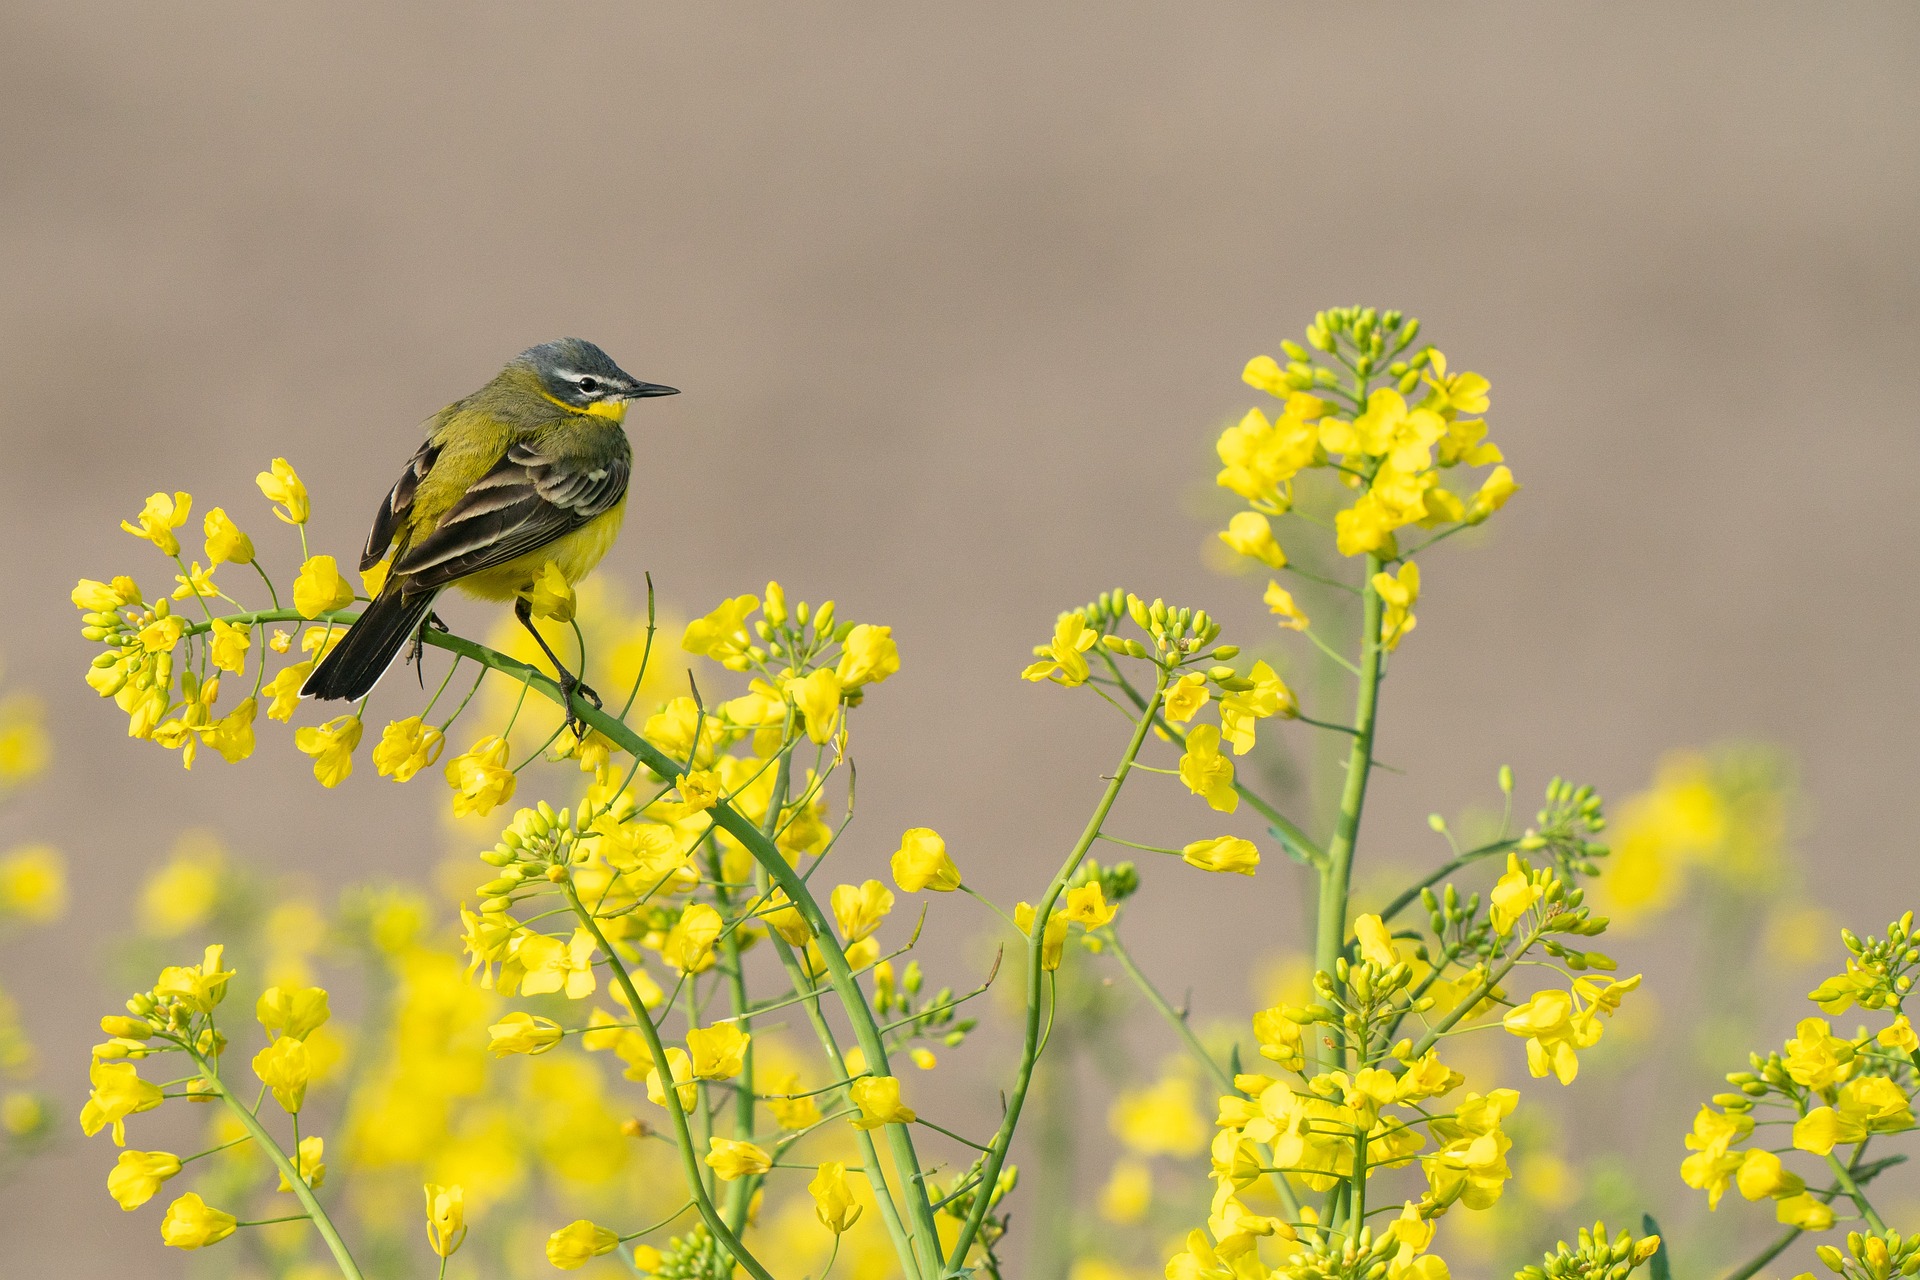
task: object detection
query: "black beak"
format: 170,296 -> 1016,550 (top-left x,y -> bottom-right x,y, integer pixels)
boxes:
623,381 -> 679,399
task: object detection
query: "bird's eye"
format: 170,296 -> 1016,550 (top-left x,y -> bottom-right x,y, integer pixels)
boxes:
576,376 -> 601,395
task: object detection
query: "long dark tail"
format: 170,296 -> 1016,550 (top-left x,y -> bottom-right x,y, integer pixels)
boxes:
302,589 -> 436,702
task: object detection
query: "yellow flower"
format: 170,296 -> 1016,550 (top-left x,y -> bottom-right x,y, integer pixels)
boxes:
80,1066 -> 163,1143
154,944 -> 234,1012
676,767 -> 722,811
705,1136 -> 773,1180
524,560 -> 575,621
1251,1008 -> 1305,1072
1735,1149 -> 1806,1202
1783,1018 -> 1858,1091
790,667 -> 845,744
832,880 -> 894,943
1263,581 -> 1309,631
137,613 -> 186,654
809,1162 -> 863,1233
425,1183 -> 466,1258
107,1149 -> 181,1210
1502,987 -> 1622,1085
170,562 -> 219,601
1015,900 -> 1069,970
546,1220 -> 619,1270
1424,1088 -> 1519,1211
1373,561 -> 1420,652
1109,1075 -> 1207,1157
1180,836 -> 1258,875
372,716 -> 445,782
1879,1015 -> 1919,1054
444,735 -> 515,818
1178,724 -> 1237,813
253,1035 -> 311,1112
1064,882 -> 1117,927
1792,1105 -> 1865,1156
277,1135 -> 325,1191
850,1075 -> 916,1129
1465,465 -> 1518,525
512,928 -> 597,999
836,623 -> 900,687
1022,612 -> 1098,686
661,903 -> 724,973
263,663 -> 314,721
1680,1105 -> 1754,1208
758,888 -> 814,945
256,458 -> 309,525
160,1192 -> 236,1250
645,1046 -> 698,1110
1219,511 -> 1287,569
687,1022 -> 751,1079
293,555 -> 355,619
1773,1191 -> 1834,1232
122,492 -> 192,556
682,593 -> 760,668
0,845 -> 65,922
1353,913 -> 1399,968
205,619 -> 249,675
891,827 -> 962,893
201,697 -> 257,763
256,986 -> 330,1040
1163,672 -> 1211,724
1489,854 -> 1543,935
294,714 -> 362,788
488,1011 -> 564,1056
201,507 -> 254,565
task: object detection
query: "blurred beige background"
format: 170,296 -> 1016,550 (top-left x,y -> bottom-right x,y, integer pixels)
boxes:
3,2 -> 1918,1275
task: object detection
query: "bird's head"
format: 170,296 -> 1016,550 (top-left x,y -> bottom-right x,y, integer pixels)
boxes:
516,338 -> 678,421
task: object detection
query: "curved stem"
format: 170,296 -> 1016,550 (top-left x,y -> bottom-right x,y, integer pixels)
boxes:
950,666 -> 1168,1266
189,1047 -> 362,1280
562,881 -> 778,1280
1104,928 -> 1300,1220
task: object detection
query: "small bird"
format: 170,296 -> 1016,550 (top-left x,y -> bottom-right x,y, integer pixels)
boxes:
302,339 -> 677,717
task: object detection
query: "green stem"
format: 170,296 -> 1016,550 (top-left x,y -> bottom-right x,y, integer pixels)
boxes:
1823,1150 -> 1887,1232
951,666 -> 1168,1266
1096,649 -> 1324,865
757,750 -> 924,1280
189,1048 -> 362,1280
1105,928 -> 1301,1220
1312,553 -> 1384,1072
562,883 -> 778,1280
1375,839 -> 1520,925
704,837 -> 757,1235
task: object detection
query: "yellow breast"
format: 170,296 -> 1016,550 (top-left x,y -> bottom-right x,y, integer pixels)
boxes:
451,496 -> 629,601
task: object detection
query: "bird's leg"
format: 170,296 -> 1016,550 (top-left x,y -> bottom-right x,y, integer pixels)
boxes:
514,596 -> 599,735
426,612 -> 450,632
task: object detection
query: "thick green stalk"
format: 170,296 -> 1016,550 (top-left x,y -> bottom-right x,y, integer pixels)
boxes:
189,1048 -> 363,1280
703,837 -> 755,1232
564,882 -> 778,1280
950,666 -> 1168,1267
1312,554 -> 1384,1073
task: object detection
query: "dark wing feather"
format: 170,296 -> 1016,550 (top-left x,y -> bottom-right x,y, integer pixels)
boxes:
391,439 -> 629,592
362,438 -> 441,571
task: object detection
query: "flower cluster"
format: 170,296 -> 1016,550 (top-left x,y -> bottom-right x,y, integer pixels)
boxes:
1216,308 -> 1517,656
1684,911 -> 1920,1256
